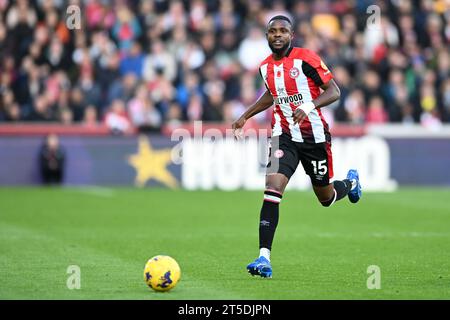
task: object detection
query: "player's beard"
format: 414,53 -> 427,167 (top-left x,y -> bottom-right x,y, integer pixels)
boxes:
269,40 -> 291,55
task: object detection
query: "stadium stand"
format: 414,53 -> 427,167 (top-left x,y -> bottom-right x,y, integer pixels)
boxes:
0,0 -> 448,136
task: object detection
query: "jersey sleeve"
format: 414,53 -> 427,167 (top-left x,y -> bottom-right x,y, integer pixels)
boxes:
301,50 -> 333,86
259,66 -> 269,90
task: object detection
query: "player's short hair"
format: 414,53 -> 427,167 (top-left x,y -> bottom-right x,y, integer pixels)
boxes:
268,15 -> 292,28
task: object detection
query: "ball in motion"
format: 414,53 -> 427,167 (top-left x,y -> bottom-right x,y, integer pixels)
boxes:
144,255 -> 181,292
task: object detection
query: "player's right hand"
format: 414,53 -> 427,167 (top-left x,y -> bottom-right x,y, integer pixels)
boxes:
232,117 -> 246,140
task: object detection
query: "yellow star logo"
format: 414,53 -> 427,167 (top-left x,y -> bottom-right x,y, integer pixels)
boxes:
127,136 -> 178,188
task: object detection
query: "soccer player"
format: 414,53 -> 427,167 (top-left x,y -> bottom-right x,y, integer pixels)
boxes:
232,15 -> 362,278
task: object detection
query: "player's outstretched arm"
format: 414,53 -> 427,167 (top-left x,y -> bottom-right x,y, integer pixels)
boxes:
232,89 -> 273,138
293,79 -> 340,124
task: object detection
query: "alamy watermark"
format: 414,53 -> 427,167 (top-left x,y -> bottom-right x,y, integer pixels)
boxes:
366,265 -> 381,289
169,121 -> 279,171
366,5 -> 381,30
66,265 -> 81,290
66,5 -> 81,30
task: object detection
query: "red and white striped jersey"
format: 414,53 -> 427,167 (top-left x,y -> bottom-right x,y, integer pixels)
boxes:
259,47 -> 334,144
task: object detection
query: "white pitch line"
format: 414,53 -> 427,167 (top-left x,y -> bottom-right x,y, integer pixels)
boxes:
314,232 -> 450,238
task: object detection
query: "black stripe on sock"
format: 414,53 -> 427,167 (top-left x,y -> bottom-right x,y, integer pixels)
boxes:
264,190 -> 283,198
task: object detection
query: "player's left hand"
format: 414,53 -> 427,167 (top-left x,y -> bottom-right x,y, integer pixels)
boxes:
232,116 -> 246,140
293,108 -> 307,125
293,101 -> 316,125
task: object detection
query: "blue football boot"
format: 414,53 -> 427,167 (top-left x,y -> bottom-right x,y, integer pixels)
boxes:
247,256 -> 272,278
347,169 -> 362,203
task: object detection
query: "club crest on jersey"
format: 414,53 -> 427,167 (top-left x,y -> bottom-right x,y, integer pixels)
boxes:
289,67 -> 300,79
276,70 -> 282,78
274,149 -> 284,158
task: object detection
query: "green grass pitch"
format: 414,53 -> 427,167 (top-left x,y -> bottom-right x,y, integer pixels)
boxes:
1,187 -> 449,299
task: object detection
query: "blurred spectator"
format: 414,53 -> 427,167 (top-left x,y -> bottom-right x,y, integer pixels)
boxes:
148,68 -> 175,116
143,40 -> 176,82
112,5 -> 142,53
69,87 -> 86,122
46,38 -> 70,71
202,79 -> 225,121
187,93 -> 203,121
166,101 -> 183,127
39,133 -> 65,185
86,0 -> 115,30
442,79 -> 450,122
3,103 -> 21,122
161,0 -> 187,32
223,99 -> 246,124
1,89 -> 17,121
6,0 -> 37,29
311,13 -> 340,40
178,40 -> 206,71
120,41 -> 145,78
29,94 -> 55,121
361,70 -> 380,101
107,72 -> 138,107
332,65 -> 351,122
78,72 -> 102,108
83,105 -> 99,127
238,26 -> 271,72
364,16 -> 399,62
60,108 -> 73,125
128,83 -> 162,132
421,110 -> 442,131
176,71 -> 202,112
344,89 -> 365,124
366,96 -> 388,124
104,99 -> 132,135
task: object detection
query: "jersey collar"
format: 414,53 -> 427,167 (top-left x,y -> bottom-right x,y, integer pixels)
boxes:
271,46 -> 294,64
285,46 -> 293,57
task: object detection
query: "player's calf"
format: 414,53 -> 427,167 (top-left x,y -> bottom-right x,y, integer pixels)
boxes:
332,179 -> 353,202
314,179 -> 352,207
319,189 -> 336,207
259,188 -> 282,253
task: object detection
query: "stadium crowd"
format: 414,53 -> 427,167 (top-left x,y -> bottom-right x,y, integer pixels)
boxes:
0,0 -> 449,133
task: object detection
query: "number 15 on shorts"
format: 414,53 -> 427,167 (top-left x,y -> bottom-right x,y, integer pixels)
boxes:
311,160 -> 328,175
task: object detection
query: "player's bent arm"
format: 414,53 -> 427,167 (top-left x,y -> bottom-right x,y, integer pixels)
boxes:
313,79 -> 341,109
232,89 -> 273,130
293,79 -> 340,124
